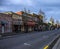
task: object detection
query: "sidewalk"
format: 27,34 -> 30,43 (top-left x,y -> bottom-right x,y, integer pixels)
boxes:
0,32 -> 24,37
0,31 -> 38,39
0,30 -> 57,40
0,29 -> 56,38
0,32 -> 26,40
52,38 -> 60,49
45,35 -> 60,49
0,30 -> 44,37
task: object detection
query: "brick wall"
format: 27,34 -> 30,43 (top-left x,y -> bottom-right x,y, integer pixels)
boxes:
0,13 -> 12,33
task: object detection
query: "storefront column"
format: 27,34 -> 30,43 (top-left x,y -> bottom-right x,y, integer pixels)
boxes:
2,26 -> 4,33
7,22 -> 12,33
0,24 -> 1,33
28,26 -> 32,32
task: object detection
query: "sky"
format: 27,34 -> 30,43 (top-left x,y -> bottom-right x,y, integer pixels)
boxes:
0,0 -> 60,22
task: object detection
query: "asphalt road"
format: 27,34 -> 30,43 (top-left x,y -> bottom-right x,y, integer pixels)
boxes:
0,29 -> 60,49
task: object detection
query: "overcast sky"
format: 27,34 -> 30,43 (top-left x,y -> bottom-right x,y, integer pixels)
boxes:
0,0 -> 60,22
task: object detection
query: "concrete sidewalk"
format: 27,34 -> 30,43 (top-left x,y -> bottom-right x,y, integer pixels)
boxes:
0,31 -> 38,39
0,32 -> 24,38
0,31 -> 46,37
52,38 -> 60,49
44,34 -> 60,49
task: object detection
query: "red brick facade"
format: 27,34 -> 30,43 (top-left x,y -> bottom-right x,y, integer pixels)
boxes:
0,12 -> 24,33
0,13 -> 12,33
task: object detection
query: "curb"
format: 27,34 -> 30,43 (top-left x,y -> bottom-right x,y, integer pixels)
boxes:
44,35 -> 60,49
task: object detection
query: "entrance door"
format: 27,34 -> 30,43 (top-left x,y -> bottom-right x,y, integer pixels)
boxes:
14,25 -> 18,32
13,25 -> 21,32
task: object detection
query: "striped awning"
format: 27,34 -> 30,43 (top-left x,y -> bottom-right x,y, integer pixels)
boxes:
26,21 -> 35,26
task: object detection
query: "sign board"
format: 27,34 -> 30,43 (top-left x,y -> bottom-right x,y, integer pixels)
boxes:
12,14 -> 22,20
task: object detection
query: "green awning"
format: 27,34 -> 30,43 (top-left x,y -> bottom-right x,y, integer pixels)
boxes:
1,21 -> 8,24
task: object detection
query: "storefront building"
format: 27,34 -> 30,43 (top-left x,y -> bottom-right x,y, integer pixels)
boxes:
16,11 -> 36,32
0,12 -> 24,33
11,12 -> 24,32
0,13 -> 12,33
32,13 -> 39,31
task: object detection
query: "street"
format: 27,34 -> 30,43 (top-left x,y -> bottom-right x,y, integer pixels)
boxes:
0,30 -> 60,49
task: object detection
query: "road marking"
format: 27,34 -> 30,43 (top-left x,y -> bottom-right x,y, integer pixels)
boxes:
44,45 -> 48,49
24,43 -> 31,46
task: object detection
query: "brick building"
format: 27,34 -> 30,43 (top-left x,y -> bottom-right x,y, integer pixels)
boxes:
0,11 -> 45,33
0,13 -> 12,33
0,11 -> 24,33
12,13 -> 24,32
16,11 -> 36,32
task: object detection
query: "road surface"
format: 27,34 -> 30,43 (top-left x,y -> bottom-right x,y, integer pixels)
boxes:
0,30 -> 60,49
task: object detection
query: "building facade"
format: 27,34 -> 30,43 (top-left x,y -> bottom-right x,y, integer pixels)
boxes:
0,13 -> 12,33
0,12 -> 24,33
12,13 -> 24,32
16,11 -> 36,32
0,11 -> 46,34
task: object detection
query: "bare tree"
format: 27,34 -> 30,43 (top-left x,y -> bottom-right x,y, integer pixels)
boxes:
50,16 -> 54,25
23,8 -> 27,13
56,20 -> 60,25
38,9 -> 47,23
28,9 -> 30,14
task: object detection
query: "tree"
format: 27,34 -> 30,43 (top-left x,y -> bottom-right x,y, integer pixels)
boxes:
28,9 -> 30,14
23,8 -> 27,13
50,16 -> 54,25
38,9 -> 47,23
38,9 -> 45,17
56,20 -> 60,28
56,20 -> 60,25
23,8 -> 31,14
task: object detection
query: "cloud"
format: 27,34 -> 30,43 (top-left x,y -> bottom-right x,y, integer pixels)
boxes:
0,0 -> 34,6
45,10 -> 60,21
0,0 -> 35,12
0,0 -> 60,21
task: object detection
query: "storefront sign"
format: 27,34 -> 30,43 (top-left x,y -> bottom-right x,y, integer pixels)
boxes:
12,14 -> 22,20
13,21 -> 23,25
